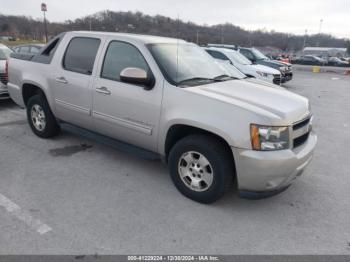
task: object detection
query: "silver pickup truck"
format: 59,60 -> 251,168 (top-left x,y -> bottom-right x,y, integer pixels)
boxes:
7,31 -> 317,203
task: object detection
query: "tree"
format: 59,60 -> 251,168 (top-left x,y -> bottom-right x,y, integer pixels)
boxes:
0,11 -> 349,52
1,23 -> 10,32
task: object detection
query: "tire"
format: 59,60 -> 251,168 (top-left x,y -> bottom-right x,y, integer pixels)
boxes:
168,135 -> 235,204
26,94 -> 60,138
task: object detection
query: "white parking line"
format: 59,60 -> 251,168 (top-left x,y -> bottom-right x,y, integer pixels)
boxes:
0,193 -> 52,235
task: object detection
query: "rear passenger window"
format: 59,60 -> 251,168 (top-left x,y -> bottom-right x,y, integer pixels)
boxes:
63,37 -> 100,75
101,41 -> 150,81
21,46 -> 30,53
31,47 -> 40,54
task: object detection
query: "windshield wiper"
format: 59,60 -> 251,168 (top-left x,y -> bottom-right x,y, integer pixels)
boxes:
177,77 -> 218,86
177,75 -> 237,87
213,74 -> 238,81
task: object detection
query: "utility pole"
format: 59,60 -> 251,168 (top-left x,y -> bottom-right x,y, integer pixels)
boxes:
318,19 -> 324,34
302,29 -> 308,50
317,19 -> 323,47
220,26 -> 224,44
220,25 -> 224,44
41,3 -> 48,43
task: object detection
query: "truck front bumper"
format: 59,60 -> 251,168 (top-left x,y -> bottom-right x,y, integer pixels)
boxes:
281,72 -> 293,83
232,132 -> 317,198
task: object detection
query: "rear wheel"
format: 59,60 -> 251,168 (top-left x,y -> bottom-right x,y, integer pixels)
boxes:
168,135 -> 234,203
26,94 -> 60,138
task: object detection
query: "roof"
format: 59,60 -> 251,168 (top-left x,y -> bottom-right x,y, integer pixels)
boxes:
205,46 -> 238,54
207,44 -> 236,48
303,47 -> 347,52
71,31 -> 186,44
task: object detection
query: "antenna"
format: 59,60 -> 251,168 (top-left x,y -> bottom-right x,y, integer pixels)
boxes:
176,14 -> 180,86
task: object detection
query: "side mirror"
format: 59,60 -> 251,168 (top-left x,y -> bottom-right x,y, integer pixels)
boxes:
120,67 -> 155,90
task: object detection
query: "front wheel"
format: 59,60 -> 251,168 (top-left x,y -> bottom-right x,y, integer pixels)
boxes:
168,135 -> 235,204
26,94 -> 60,138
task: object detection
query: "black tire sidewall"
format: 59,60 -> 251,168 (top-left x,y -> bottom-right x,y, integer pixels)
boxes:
26,94 -> 59,138
168,136 -> 232,203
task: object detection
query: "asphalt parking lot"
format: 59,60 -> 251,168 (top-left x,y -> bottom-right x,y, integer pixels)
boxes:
0,71 -> 350,255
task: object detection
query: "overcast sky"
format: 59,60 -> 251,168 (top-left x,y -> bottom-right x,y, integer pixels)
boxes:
1,0 -> 349,39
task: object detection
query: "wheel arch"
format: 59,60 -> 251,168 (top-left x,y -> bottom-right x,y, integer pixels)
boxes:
22,82 -> 47,106
164,124 -> 234,163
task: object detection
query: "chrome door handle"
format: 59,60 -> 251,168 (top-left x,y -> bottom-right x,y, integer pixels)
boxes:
96,86 -> 111,95
55,76 -> 68,84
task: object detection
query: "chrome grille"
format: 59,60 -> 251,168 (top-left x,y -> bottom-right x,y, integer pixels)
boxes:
292,116 -> 312,148
293,117 -> 310,130
273,74 -> 281,84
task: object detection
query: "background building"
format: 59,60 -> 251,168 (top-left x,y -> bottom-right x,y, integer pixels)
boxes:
303,47 -> 348,57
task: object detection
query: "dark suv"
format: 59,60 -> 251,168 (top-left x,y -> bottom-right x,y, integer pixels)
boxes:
237,47 -> 293,83
292,55 -> 328,66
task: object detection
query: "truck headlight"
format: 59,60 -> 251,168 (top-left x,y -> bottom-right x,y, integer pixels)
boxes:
279,66 -> 287,71
256,71 -> 272,78
250,124 -> 289,151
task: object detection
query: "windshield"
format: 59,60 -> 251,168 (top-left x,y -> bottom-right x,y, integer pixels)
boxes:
214,60 -> 246,79
148,43 -> 230,86
251,48 -> 269,60
226,50 -> 252,65
0,46 -> 12,60
331,57 -> 341,62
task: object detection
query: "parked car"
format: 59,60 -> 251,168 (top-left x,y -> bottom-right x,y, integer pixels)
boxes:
237,47 -> 293,83
0,44 -> 12,99
292,55 -> 328,66
213,59 -> 247,80
327,57 -> 350,67
205,47 -> 282,85
214,59 -> 287,91
12,44 -> 45,55
340,57 -> 350,63
7,31 -> 317,203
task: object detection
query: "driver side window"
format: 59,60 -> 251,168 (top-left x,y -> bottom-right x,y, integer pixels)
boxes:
101,41 -> 150,82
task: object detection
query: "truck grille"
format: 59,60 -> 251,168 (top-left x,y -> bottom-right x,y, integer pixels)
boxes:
293,132 -> 310,148
0,73 -> 8,85
293,117 -> 310,130
292,116 -> 312,148
273,74 -> 281,84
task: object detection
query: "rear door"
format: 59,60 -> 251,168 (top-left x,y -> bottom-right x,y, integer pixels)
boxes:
51,36 -> 102,129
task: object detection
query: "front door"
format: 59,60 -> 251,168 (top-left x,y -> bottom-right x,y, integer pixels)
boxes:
92,40 -> 163,152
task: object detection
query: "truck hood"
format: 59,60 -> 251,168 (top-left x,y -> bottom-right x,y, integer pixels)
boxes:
250,64 -> 280,75
257,59 -> 286,69
191,79 -> 309,124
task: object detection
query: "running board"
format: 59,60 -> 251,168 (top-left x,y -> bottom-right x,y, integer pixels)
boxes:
60,123 -> 160,161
